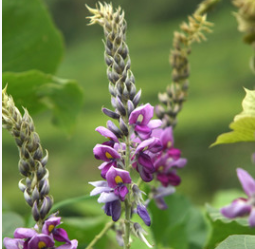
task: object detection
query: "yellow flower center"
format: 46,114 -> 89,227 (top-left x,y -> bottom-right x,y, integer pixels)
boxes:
38,241 -> 46,249
158,166 -> 164,172
167,141 -> 172,148
105,152 -> 113,159
115,175 -> 123,184
137,114 -> 144,123
48,224 -> 55,233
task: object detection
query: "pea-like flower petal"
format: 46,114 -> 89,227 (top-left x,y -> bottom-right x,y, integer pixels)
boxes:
105,166 -> 132,188
237,168 -> 255,197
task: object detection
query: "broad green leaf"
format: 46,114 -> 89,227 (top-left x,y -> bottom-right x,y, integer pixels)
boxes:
211,117 -> 255,145
2,70 -> 83,133
205,204 -> 255,249
149,193 -> 208,249
235,89 -> 255,120
2,211 -> 25,238
2,0 -> 64,74
215,235 -> 255,249
212,89 -> 255,145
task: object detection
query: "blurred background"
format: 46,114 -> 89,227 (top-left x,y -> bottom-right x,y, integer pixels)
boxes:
2,0 -> 255,220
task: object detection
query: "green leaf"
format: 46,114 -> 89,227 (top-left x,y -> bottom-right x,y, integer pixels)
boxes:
205,204 -> 255,249
2,0 -> 64,74
3,70 -> 83,133
2,211 -> 25,238
148,193 -> 208,249
212,88 -> 255,145
215,235 -> 255,249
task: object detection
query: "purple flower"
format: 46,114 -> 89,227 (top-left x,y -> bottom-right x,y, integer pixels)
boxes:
106,166 -> 132,201
96,126 -> 119,147
42,216 -> 70,243
27,233 -> 55,249
129,104 -> 162,140
137,204 -> 151,226
221,168 -> 255,227
93,144 -> 121,178
132,138 -> 162,182
56,239 -> 78,249
104,199 -> 122,221
4,228 -> 54,249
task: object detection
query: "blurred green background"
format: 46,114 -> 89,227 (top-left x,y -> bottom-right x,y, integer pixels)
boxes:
2,0 -> 255,221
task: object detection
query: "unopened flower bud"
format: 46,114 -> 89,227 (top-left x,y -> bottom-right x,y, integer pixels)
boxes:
127,100 -> 134,116
116,97 -> 126,116
133,223 -> 153,248
18,179 -> 26,193
32,187 -> 40,203
40,196 -> 53,219
132,89 -> 141,107
24,189 -> 33,207
39,179 -> 50,197
107,120 -> 123,138
32,201 -> 40,222
119,118 -> 128,136
102,108 -> 120,120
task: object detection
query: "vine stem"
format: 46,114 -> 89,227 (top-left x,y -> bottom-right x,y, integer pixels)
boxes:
85,221 -> 114,249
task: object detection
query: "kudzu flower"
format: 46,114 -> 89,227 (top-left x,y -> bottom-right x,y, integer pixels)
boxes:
137,204 -> 151,226
221,168 -> 255,227
132,137 -> 162,182
151,127 -> 187,187
93,144 -> 121,178
129,103 -> 162,140
89,167 -> 132,221
96,126 -> 119,147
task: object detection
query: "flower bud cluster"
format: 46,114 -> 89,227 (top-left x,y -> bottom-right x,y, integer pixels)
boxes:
3,215 -> 78,249
233,0 -> 255,45
156,13 -> 213,127
2,87 -> 52,224
87,3 -> 141,124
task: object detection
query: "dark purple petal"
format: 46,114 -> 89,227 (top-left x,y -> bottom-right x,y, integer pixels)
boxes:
27,234 -> 54,249
114,185 -> 129,201
42,216 -> 61,235
138,154 -> 155,173
137,205 -> 151,226
53,228 -> 70,243
237,168 -> 255,197
98,192 -> 119,203
221,199 -> 251,219
14,228 -> 37,239
157,172 -> 181,187
248,209 -> 255,227
56,240 -> 78,249
104,200 -> 122,221
137,164 -> 153,182
136,137 -> 161,153
105,166 -> 132,188
3,237 -> 24,249
96,126 -> 119,142
93,144 -> 121,161
98,161 -> 115,179
129,103 -> 154,126
167,148 -> 181,160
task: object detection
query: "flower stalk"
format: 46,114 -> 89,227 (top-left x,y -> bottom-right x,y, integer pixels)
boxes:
155,0 -> 215,127
2,86 -> 52,230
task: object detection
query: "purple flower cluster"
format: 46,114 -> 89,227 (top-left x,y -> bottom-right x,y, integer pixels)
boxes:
221,168 -> 255,227
4,216 -> 78,249
91,103 -> 187,224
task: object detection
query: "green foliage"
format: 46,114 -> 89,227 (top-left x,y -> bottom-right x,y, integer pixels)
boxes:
2,71 -> 83,134
148,193 -> 208,249
212,89 -> 255,145
2,212 -> 25,238
2,0 -> 63,74
214,235 -> 255,249
2,0 -> 84,133
205,204 -> 255,248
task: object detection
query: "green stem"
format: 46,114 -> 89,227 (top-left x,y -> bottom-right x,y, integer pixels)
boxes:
85,221 -> 114,249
